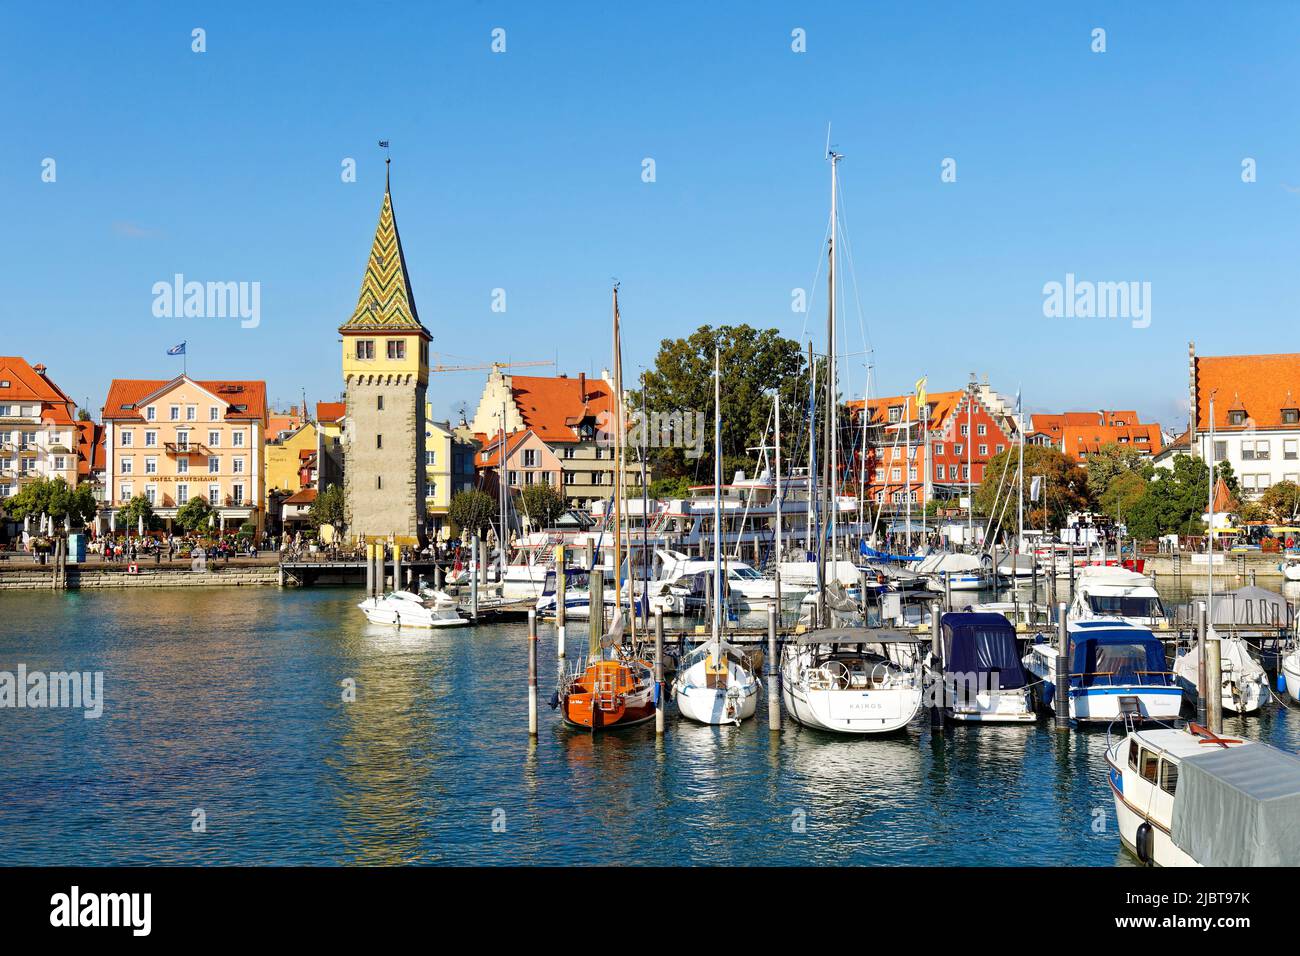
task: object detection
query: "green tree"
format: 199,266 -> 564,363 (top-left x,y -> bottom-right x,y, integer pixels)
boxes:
517,483 -> 567,529
1126,454 -> 1210,539
633,324 -> 808,482
308,484 -> 346,535
1,477 -> 97,529
973,445 -> 1091,533
115,494 -> 159,532
1099,471 -> 1148,525
1259,481 -> 1300,523
175,495 -> 214,532
449,489 -> 496,536
1084,441 -> 1150,499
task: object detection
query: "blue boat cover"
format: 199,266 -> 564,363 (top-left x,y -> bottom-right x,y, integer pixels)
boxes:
1069,628 -> 1166,686
940,612 -> 1027,689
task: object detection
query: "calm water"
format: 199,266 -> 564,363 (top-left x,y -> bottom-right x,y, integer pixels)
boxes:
2,584 -> 1299,866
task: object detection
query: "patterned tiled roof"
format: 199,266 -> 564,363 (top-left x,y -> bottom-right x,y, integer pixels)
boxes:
340,170 -> 428,334
1195,353 -> 1300,431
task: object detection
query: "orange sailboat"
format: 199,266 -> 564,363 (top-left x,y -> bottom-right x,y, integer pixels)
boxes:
558,283 -> 656,731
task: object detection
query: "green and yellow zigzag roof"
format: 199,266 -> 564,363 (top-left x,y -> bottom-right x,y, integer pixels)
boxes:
341,171 -> 430,335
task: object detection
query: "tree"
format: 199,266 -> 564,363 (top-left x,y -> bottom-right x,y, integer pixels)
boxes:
973,445 -> 1090,534
308,484 -> 345,535
517,483 -> 567,529
1099,471 -> 1148,525
175,496 -> 214,532
449,489 -> 495,536
115,494 -> 159,532
1,477 -> 97,529
1260,481 -> 1300,523
1216,460 -> 1241,501
633,324 -> 807,483
1084,442 -> 1150,499
1126,454 -> 1210,539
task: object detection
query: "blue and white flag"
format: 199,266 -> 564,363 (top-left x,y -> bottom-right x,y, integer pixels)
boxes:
167,341 -> 186,356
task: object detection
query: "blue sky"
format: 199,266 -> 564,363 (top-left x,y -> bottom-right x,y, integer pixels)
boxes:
4,1 -> 1297,432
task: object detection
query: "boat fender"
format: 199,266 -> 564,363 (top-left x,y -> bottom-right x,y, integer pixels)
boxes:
1135,822 -> 1153,865
548,692 -> 560,710
1279,673 -> 1288,693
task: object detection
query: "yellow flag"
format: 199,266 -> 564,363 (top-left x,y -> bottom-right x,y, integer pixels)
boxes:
914,376 -> 927,409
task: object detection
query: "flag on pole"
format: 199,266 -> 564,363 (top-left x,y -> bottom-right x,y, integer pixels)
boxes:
167,342 -> 186,356
914,376 -> 927,409
1015,386 -> 1022,416
1029,475 -> 1042,502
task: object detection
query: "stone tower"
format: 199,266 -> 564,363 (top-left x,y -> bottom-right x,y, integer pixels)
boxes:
339,161 -> 431,545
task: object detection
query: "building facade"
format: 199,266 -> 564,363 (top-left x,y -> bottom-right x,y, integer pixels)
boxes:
0,357 -> 81,500
1187,346 -> 1300,498
1028,410 -> 1162,464
100,376 -> 268,531
339,167 -> 432,544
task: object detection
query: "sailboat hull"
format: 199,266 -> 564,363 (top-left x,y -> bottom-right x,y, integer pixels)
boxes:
559,659 -> 657,731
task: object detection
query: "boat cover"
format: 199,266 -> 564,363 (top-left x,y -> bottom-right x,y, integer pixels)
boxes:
941,613 -> 1027,689
1069,629 -> 1166,686
1210,586 -> 1290,628
1171,743 -> 1300,866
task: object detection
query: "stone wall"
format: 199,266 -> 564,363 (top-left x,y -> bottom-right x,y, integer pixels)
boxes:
0,566 -> 280,590
343,376 -> 426,542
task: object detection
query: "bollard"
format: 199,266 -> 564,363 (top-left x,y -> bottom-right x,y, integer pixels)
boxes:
767,604 -> 780,731
394,545 -> 403,593
527,608 -> 538,736
930,600 -> 944,728
1196,602 -> 1208,725
1054,602 -> 1070,728
365,543 -> 374,597
1206,633 -> 1223,735
655,608 -> 666,734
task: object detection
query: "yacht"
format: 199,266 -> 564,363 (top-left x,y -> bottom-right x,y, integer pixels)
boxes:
1171,634 -> 1269,714
1069,565 -> 1167,628
653,549 -> 778,609
357,589 -> 470,628
781,628 -> 925,734
917,552 -> 986,591
1105,720 -> 1300,866
928,612 -> 1036,722
1023,621 -> 1181,722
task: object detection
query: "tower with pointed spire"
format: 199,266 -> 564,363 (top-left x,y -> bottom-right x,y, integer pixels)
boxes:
339,159 -> 432,545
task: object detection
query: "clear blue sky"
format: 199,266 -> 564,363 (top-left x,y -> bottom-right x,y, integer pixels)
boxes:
4,1 -> 1297,432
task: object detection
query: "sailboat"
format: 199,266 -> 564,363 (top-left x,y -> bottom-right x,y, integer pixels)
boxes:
557,284 -> 656,730
671,348 -> 761,725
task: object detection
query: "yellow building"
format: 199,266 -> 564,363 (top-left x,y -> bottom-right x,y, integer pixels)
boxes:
266,421 -> 318,500
101,375 -> 268,532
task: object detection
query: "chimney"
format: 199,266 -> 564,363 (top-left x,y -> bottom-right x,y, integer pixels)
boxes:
578,372 -> 586,403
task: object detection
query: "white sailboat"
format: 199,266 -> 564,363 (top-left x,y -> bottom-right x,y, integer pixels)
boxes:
671,348 -> 760,725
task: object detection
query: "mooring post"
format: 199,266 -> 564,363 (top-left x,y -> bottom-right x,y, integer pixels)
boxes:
365,542 -> 374,597
527,608 -> 538,736
944,572 -> 952,612
470,535 -> 480,620
590,568 -> 605,645
930,599 -> 944,729
1206,630 -> 1223,735
655,608 -> 666,735
767,603 -> 780,731
1054,602 -> 1070,728
433,559 -> 443,590
394,544 -> 403,593
555,544 -> 567,671
1196,601 -> 1208,725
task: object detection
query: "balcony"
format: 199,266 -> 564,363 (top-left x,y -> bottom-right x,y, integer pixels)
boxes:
164,442 -> 210,456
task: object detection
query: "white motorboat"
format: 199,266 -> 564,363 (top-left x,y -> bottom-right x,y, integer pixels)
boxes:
778,558 -> 862,589
781,628 -> 925,734
917,552 -> 985,592
1023,621 -> 1181,723
928,612 -> 1036,722
1171,633 -> 1270,714
1068,565 -> 1167,628
652,549 -> 778,609
970,601 -> 1054,630
357,589 -> 470,628
1104,721 -> 1300,866
1281,555 -> 1300,582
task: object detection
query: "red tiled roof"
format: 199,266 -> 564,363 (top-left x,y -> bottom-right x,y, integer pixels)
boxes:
102,377 -> 267,423
284,488 -> 318,505
75,420 -> 105,477
510,374 -> 614,443
475,429 -> 535,468
1061,422 -> 1162,459
848,390 -> 967,433
1195,353 -> 1300,432
0,357 -> 77,425
316,401 -> 346,423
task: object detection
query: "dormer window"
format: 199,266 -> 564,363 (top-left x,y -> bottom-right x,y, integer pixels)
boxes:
1284,408 -> 1299,425
887,405 -> 902,424
1228,410 -> 1246,426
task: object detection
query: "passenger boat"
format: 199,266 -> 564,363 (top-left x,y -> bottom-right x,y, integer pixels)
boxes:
1068,565 -> 1167,628
1104,720 -> 1300,866
781,628 -> 926,734
1171,634 -> 1269,714
357,589 -> 470,628
928,612 -> 1035,722
1022,621 -> 1181,722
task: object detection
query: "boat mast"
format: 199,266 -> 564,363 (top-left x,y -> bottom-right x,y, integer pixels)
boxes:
1207,389 -> 1217,627
774,389 -> 783,607
1017,388 -> 1024,558
713,347 -> 723,648
820,149 -> 841,623
921,377 -> 931,551
612,283 -> 625,644
499,401 -> 509,580
806,340 -> 815,554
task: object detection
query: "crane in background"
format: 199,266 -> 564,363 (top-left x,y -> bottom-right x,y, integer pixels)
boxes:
430,357 -> 555,374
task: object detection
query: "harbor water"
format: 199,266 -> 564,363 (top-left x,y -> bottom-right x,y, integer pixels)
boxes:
2,584 -> 1299,866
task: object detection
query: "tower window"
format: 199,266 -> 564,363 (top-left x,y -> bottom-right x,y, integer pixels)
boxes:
387,340 -> 406,360
377,395 -> 384,411
376,434 -> 383,449
377,475 -> 382,489
355,340 -> 375,360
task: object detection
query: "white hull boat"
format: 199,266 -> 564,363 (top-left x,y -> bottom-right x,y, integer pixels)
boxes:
358,590 -> 470,628
671,642 -> 760,725
780,629 -> 925,734
1172,635 -> 1269,715
930,612 -> 1037,722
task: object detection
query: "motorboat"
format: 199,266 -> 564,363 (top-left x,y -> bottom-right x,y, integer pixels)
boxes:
1023,621 -> 1181,723
970,601 -> 1054,631
1282,555 -> 1300,582
357,589 -> 469,628
1104,720 -> 1300,866
780,628 -> 925,734
652,549 -> 778,609
927,612 -> 1036,722
1068,565 -> 1167,628
917,552 -> 986,592
1171,633 -> 1269,714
